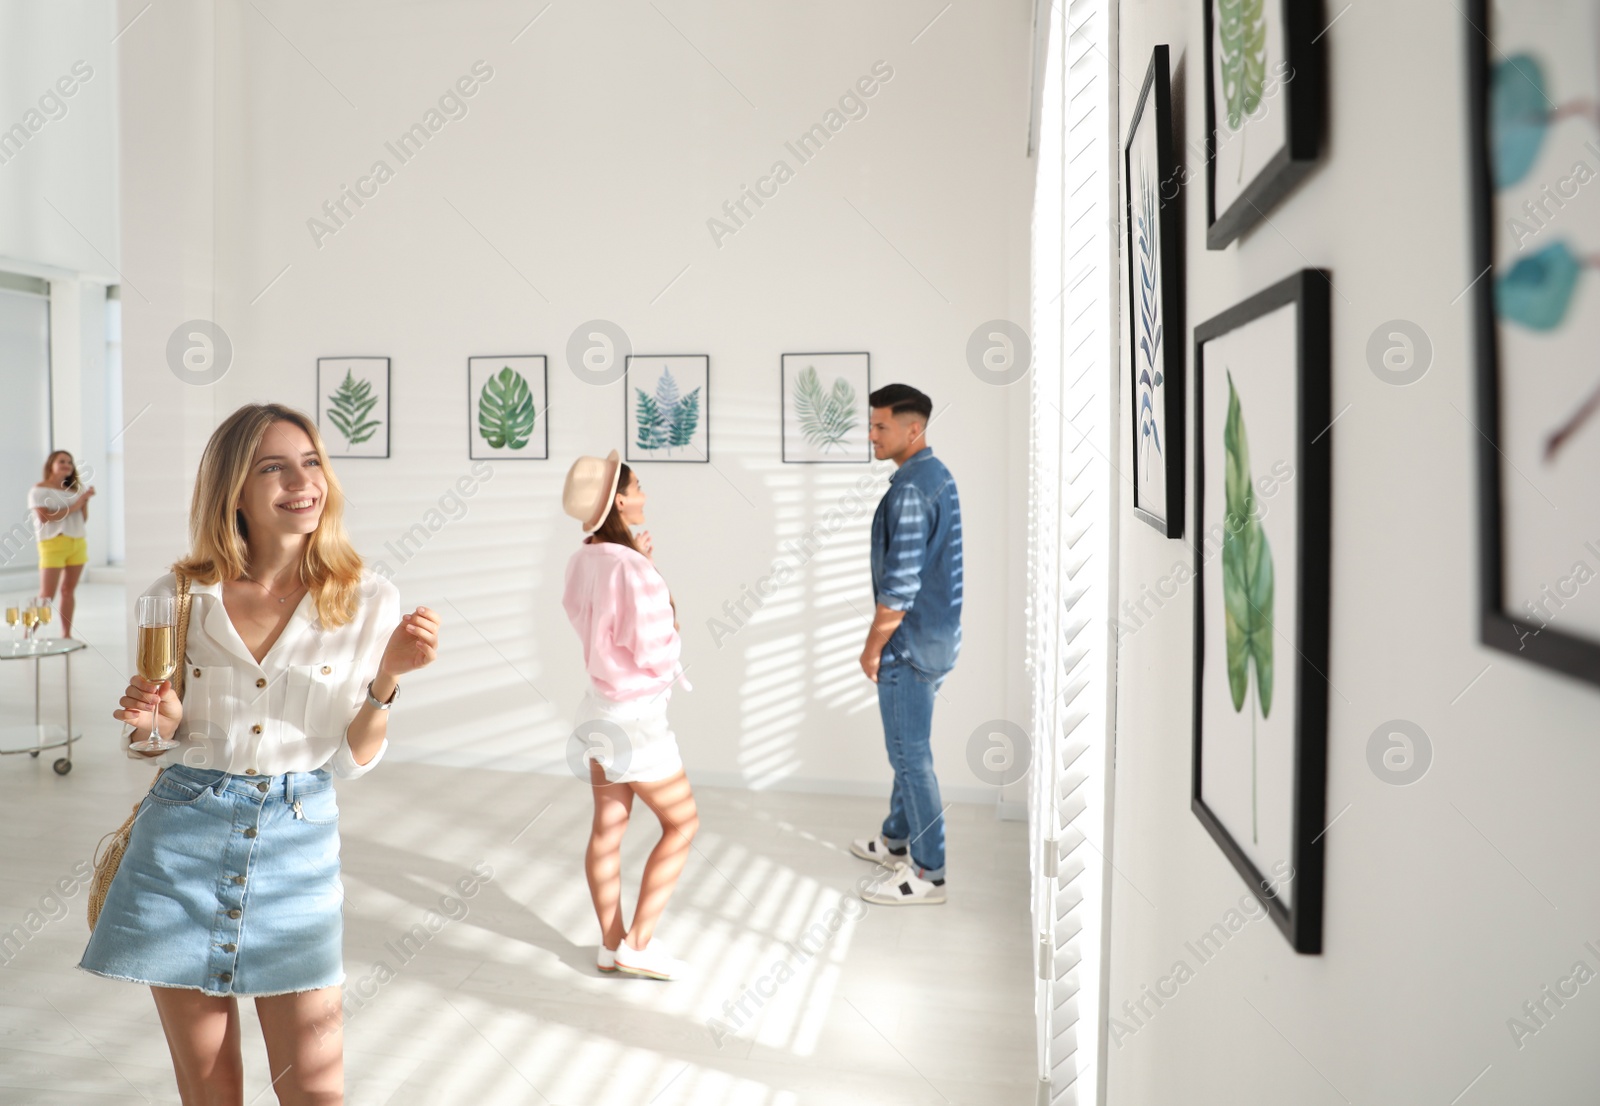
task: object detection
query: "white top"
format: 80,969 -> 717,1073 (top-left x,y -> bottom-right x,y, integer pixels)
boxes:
127,571 -> 400,779
28,485 -> 85,540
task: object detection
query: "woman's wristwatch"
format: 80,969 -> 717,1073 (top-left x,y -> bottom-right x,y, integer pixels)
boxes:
366,680 -> 399,710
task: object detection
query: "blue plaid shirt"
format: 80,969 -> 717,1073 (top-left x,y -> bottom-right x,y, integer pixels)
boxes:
871,447 -> 963,675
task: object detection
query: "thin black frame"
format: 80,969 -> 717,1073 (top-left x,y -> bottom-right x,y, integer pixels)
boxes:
1191,269 -> 1331,954
1202,0 -> 1326,250
316,357 -> 391,460
624,354 -> 710,464
1466,0 -> 1600,687
780,352 -> 872,464
1125,45 -> 1186,537
467,355 -> 549,461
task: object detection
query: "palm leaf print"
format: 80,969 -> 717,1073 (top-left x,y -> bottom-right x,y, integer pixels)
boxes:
794,365 -> 860,451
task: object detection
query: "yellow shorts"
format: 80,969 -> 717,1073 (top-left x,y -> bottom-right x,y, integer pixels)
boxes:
37,535 -> 88,568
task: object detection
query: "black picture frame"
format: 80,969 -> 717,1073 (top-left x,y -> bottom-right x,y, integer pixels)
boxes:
467,355 -> 549,460
316,357 -> 391,459
1191,269 -> 1331,954
780,352 -> 872,464
1125,45 -> 1186,537
1466,0 -> 1600,687
624,354 -> 710,464
1202,0 -> 1326,250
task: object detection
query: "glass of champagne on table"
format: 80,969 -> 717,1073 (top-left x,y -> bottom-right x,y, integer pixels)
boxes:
4,602 -> 18,644
20,605 -> 38,641
33,598 -> 52,639
126,595 -> 178,753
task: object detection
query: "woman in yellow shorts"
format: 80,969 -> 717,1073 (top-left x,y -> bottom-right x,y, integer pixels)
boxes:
29,450 -> 94,639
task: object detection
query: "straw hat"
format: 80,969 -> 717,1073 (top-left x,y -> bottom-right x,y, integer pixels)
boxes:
563,450 -> 623,532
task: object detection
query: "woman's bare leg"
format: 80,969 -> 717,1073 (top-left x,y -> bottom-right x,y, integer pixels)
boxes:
256,984 -> 344,1105
150,986 -> 245,1105
58,563 -> 84,637
587,759 -> 634,951
623,770 -> 699,951
38,565 -> 61,605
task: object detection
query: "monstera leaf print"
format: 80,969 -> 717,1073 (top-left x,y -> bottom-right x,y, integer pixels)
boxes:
1222,371 -> 1274,845
1218,0 -> 1266,179
326,369 -> 382,447
477,366 -> 537,450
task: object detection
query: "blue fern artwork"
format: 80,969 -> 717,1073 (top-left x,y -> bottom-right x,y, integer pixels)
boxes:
1135,169 -> 1164,473
633,364 -> 704,455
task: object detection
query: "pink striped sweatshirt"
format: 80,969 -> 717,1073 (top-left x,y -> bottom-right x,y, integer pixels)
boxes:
562,539 -> 688,702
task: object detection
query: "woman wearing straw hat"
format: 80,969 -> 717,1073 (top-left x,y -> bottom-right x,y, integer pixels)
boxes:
562,451 -> 698,981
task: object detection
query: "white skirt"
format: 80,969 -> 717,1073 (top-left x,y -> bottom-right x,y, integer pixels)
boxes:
574,689 -> 684,784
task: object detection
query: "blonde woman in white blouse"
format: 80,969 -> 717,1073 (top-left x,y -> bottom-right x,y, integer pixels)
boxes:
79,403 -> 439,1105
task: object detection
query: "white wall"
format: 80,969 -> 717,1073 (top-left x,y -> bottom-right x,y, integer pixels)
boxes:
0,0 -> 118,282
0,1 -> 119,579
1109,2 -> 1600,1102
120,2 -> 1034,800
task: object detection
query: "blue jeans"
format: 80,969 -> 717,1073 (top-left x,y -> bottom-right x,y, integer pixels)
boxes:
877,661 -> 947,880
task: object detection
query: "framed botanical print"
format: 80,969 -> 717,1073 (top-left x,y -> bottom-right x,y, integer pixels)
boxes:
1125,44 -> 1185,536
469,356 -> 548,460
317,357 -> 390,459
1469,0 -> 1600,686
1203,0 -> 1326,249
781,352 -> 871,463
1191,269 -> 1331,954
626,355 -> 709,463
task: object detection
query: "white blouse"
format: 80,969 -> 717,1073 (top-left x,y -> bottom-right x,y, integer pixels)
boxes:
29,485 -> 86,540
126,571 -> 400,779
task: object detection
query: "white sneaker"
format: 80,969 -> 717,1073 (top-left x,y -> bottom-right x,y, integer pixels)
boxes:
860,861 -> 947,906
597,946 -> 618,973
849,835 -> 909,867
614,939 -> 687,981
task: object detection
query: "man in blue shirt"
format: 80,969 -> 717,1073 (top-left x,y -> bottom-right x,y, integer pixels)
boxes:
852,383 -> 963,905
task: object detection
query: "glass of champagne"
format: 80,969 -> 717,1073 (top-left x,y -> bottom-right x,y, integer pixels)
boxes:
20,605 -> 38,642
4,603 -> 18,644
127,595 -> 178,753
33,597 -> 52,640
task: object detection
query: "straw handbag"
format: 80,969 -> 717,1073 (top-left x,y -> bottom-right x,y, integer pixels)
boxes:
87,571 -> 193,932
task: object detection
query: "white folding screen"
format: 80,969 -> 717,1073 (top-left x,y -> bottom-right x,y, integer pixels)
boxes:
1027,0 -> 1118,1102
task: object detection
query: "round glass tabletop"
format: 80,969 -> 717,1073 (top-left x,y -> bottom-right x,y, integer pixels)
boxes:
0,638 -> 88,660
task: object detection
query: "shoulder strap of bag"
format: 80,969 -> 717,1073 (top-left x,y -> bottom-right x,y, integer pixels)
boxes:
171,569 -> 192,702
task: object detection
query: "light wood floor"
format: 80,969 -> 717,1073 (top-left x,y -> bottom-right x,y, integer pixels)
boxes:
0,583 -> 1035,1104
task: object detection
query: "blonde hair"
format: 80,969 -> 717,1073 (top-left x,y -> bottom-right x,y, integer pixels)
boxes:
174,403 -> 364,628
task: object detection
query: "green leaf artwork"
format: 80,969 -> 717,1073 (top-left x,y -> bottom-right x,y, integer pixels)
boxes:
326,369 -> 382,447
477,366 -> 537,450
1217,0 -> 1266,180
670,387 -> 701,448
635,367 -> 702,453
635,389 -> 664,449
1221,371 -> 1274,845
794,365 -> 860,452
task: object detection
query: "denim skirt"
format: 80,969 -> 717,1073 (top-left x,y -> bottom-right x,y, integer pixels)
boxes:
78,765 -> 344,997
